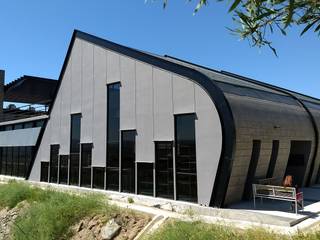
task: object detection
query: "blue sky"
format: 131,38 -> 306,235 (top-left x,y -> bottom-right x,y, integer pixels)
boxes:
0,0 -> 319,98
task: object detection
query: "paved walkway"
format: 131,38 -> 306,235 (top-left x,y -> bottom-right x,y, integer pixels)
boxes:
229,185 -> 320,228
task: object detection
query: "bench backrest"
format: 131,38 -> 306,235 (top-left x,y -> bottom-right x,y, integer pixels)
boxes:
256,177 -> 282,186
253,184 -> 296,199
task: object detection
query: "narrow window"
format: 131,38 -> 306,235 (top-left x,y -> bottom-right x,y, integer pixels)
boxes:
49,145 -> 59,183
24,122 -> 34,129
25,146 -> 33,177
1,147 -> 7,175
5,125 -> 12,131
155,142 -> 174,199
137,163 -> 154,196
35,120 -> 45,128
81,143 -> 92,187
40,162 -> 49,182
106,83 -> 120,190
6,147 -> 13,176
243,140 -> 261,200
59,155 -> 69,184
121,130 -> 136,193
93,167 -> 105,189
69,114 -> 81,185
0,148 -> 2,174
175,114 -> 197,203
14,124 -> 23,130
12,147 -> 19,177
18,147 -> 26,178
266,140 -> 279,178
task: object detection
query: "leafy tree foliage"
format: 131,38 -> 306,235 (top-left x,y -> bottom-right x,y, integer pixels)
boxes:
160,0 -> 320,55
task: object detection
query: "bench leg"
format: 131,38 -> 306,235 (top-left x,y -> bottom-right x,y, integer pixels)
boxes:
253,196 -> 256,209
295,200 -> 298,214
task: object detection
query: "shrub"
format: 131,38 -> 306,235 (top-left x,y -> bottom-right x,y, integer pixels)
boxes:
12,191 -> 108,240
144,220 -> 320,240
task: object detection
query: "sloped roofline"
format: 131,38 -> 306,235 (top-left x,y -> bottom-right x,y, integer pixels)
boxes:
28,30 -> 237,208
164,54 -> 320,104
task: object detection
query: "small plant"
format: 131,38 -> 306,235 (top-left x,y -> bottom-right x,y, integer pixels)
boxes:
128,197 -> 134,204
183,207 -> 196,220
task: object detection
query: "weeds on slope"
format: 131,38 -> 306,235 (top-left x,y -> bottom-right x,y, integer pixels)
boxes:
0,181 -> 118,240
144,220 -> 320,240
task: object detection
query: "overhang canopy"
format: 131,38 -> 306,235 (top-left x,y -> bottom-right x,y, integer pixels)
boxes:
4,76 -> 57,104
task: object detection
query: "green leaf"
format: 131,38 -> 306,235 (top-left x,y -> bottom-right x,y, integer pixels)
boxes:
163,0 -> 168,8
314,22 -> 320,32
269,45 -> 278,57
229,0 -> 241,13
280,28 -> 287,36
300,19 -> 319,36
194,0 -> 207,14
284,0 -> 294,28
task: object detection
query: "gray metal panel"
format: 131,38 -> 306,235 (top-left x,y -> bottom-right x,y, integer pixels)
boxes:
153,68 -> 174,141
172,75 -> 195,114
92,45 -> 107,166
0,127 -> 41,146
135,61 -> 154,163
81,41 -> 94,143
59,66 -> 71,154
195,85 -> 223,206
107,50 -> 121,84
71,38 -> 82,114
120,56 -> 136,130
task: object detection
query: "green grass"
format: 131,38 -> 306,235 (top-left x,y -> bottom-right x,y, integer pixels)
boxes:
0,181 -> 118,240
144,220 -> 320,240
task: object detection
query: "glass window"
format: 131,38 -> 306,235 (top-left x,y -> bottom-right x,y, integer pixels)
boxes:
49,145 -> 59,183
93,167 -> 105,189
14,124 -> 23,130
266,140 -> 279,178
24,122 -> 34,129
4,125 -> 13,131
69,153 -> 79,186
0,148 -> 2,174
121,130 -> 136,193
18,147 -> 26,178
175,114 -> 197,203
59,155 -> 68,184
243,140 -> 261,200
6,147 -> 13,176
70,114 -> 81,153
81,143 -> 92,187
155,142 -> 174,199
137,163 -> 154,196
69,114 -> 81,186
12,147 -> 19,177
1,147 -> 7,175
106,83 -> 120,190
40,162 -> 49,182
25,146 -> 34,177
35,120 -> 45,128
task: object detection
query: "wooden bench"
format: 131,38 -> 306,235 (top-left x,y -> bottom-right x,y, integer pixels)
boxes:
252,184 -> 304,214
